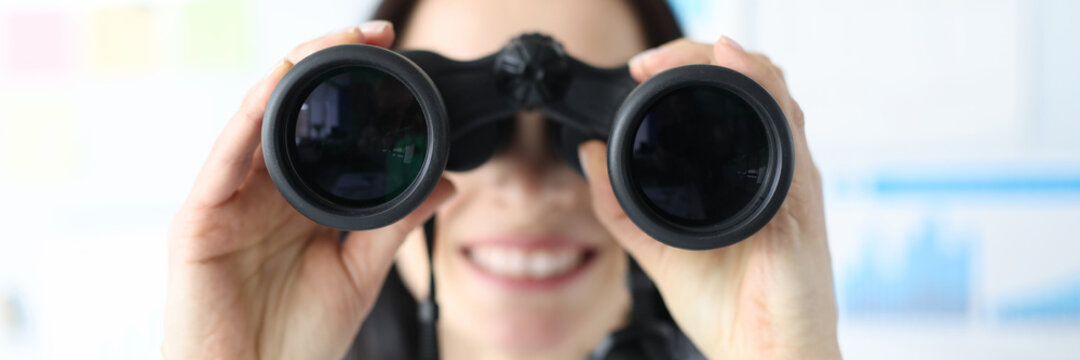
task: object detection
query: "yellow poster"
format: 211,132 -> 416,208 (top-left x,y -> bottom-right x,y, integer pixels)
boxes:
90,6 -> 157,72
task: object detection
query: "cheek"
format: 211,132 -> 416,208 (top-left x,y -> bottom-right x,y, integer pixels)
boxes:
439,166 -> 599,227
438,172 -> 485,229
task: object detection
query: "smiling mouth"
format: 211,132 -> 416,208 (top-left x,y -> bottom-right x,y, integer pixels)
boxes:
461,243 -> 598,288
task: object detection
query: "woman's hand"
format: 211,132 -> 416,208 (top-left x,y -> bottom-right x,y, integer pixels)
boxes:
164,21 -> 455,360
578,37 -> 840,360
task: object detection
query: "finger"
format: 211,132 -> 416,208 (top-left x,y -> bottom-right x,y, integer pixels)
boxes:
339,178 -> 456,290
749,52 -> 786,82
235,142 -> 278,201
286,20 -> 395,64
712,38 -> 811,155
711,36 -> 799,123
712,38 -> 822,221
577,140 -> 666,266
358,20 -> 396,48
712,37 -> 784,88
187,60 -> 292,209
628,38 -> 713,82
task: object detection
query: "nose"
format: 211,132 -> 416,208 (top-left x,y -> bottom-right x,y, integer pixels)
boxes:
488,111 -> 582,213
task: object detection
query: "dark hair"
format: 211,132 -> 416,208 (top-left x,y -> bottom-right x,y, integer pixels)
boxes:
372,0 -> 683,49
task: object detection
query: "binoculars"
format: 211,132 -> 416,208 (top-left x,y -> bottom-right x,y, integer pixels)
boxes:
262,33 -> 793,250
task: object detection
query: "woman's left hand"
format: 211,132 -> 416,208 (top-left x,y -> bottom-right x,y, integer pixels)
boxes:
578,37 -> 841,360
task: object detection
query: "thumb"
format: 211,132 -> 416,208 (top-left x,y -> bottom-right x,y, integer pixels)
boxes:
339,178 -> 456,289
577,140 -> 665,266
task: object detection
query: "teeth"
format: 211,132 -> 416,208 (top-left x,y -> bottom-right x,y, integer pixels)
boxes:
469,247 -> 585,279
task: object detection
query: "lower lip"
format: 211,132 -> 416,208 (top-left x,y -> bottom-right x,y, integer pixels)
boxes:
461,249 -> 597,291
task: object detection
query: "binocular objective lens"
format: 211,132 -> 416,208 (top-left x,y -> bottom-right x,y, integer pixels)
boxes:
290,67 -> 428,207
629,86 -> 769,227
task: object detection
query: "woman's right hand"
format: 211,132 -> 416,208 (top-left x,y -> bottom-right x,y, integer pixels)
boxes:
164,21 -> 455,360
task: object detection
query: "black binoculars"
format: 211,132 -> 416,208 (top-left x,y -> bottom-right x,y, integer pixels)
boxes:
262,33 -> 793,250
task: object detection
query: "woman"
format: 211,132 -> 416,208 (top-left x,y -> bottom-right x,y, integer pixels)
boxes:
164,0 -> 840,359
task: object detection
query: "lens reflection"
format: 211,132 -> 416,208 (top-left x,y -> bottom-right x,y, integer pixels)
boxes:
291,67 -> 427,207
629,86 -> 768,227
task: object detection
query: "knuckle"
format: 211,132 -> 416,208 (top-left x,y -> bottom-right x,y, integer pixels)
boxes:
746,53 -> 782,77
287,42 -> 303,55
667,38 -> 712,58
693,41 -> 713,52
169,211 -> 226,259
748,52 -> 775,67
788,101 -> 806,130
288,40 -> 314,58
743,64 -> 775,84
772,64 -> 786,80
238,105 -> 264,124
669,38 -> 696,47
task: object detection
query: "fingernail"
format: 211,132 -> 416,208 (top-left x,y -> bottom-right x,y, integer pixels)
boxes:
265,58 -> 285,76
721,35 -> 744,52
329,25 -> 359,35
629,48 -> 667,68
577,144 -> 592,180
360,20 -> 391,35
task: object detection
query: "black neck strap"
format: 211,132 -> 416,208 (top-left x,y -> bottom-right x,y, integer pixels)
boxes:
419,216 -> 440,360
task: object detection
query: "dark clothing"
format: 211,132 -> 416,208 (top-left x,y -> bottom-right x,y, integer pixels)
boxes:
344,266 -> 422,360
344,265 -> 706,360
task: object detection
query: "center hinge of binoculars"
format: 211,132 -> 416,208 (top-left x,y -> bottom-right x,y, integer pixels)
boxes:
493,33 -> 572,110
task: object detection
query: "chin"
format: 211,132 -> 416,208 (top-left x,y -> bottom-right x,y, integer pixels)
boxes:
487,311 -> 573,352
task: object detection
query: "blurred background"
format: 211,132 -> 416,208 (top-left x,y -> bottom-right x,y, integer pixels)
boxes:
1,0 -> 1078,358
